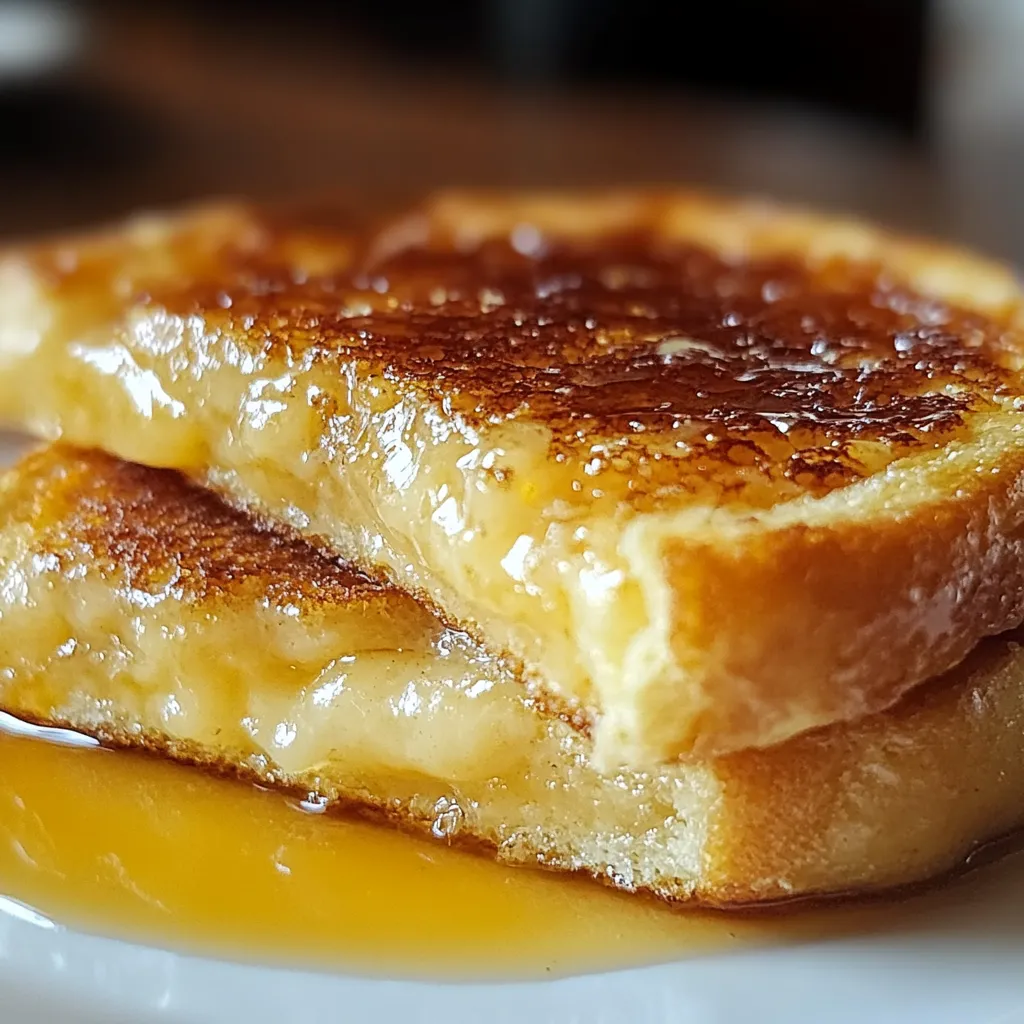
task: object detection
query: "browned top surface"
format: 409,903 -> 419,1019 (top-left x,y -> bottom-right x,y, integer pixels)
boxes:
350,234 -> 1005,428
0,445 -> 384,607
17,194 -> 1020,506
132,199 -> 1020,500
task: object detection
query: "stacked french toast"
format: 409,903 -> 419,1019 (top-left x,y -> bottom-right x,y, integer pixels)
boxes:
2,191 -> 1023,905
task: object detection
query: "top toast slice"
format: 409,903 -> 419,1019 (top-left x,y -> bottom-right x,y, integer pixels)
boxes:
2,190 -> 1024,765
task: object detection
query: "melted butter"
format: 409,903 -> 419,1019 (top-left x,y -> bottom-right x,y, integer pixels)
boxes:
1,720 -> 1024,980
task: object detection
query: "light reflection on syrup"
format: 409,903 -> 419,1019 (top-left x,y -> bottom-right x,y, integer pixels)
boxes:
0,710 -> 99,747
1,715 -> 1022,981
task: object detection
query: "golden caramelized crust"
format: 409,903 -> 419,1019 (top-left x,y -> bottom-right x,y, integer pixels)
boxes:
4,444 -> 1024,905
163,202 -> 1015,506
710,635 -> 1024,902
3,190 -> 1024,765
5,445 -> 382,608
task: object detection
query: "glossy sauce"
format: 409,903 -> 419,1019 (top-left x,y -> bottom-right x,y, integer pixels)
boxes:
164,215 -> 1014,500
0,725 -> 760,980
2,719 -> 1022,981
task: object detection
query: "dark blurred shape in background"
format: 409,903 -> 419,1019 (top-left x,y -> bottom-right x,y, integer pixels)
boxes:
0,0 -> 1020,262
350,0 -> 929,135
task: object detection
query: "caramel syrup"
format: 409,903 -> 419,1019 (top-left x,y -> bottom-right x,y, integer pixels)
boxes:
0,716 -> 1021,981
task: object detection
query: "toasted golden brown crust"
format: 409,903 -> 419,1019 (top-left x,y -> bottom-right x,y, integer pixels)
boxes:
710,634 -> 1024,903
654,442 -> 1024,753
3,444 -> 1024,904
89,192 -> 1019,509
3,190 -> 1024,765
158,204 -> 1008,502
4,445 -> 383,608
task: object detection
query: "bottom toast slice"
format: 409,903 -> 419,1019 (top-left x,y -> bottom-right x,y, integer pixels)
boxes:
2,445 -> 1024,906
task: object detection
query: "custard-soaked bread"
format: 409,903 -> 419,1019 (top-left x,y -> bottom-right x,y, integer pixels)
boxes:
3,444 -> 1024,905
2,193 -> 1024,765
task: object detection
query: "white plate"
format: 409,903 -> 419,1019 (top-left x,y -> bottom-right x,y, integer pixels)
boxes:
2,429 -> 1024,1024
3,855 -> 1024,1024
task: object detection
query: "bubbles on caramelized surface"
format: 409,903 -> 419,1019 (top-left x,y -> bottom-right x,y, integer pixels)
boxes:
154,214 -> 1019,506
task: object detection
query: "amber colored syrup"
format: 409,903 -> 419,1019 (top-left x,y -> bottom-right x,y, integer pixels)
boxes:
0,715 -> 1019,982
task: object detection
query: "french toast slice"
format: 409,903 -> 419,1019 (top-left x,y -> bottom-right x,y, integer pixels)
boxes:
3,444 -> 1024,905
2,192 -> 1024,765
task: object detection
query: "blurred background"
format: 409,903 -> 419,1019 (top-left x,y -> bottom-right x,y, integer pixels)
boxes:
0,0 -> 1021,261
